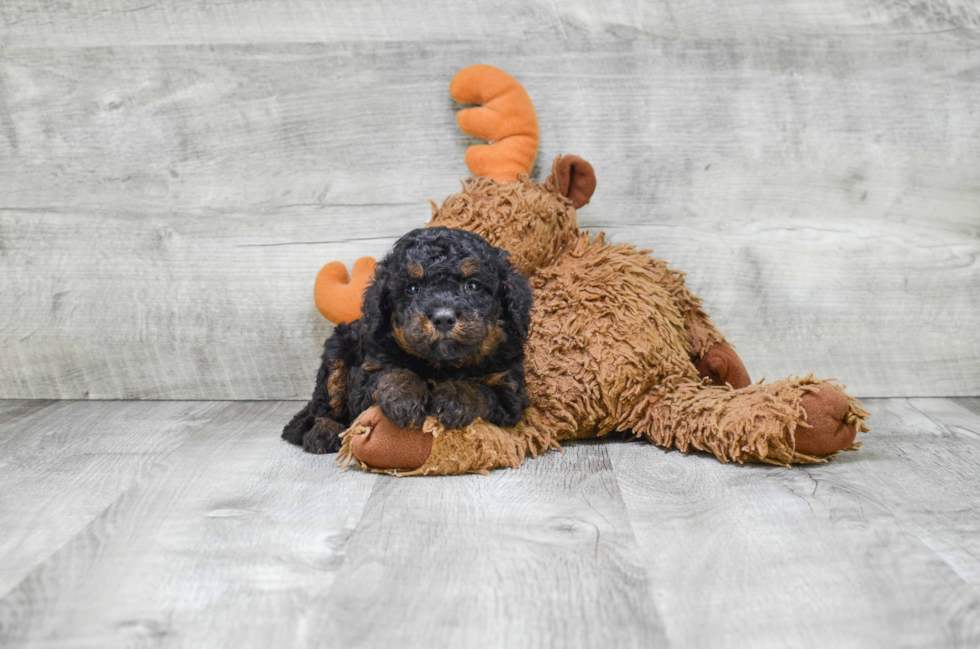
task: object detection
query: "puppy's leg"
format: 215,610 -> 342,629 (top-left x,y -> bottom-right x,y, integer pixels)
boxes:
429,380 -> 490,429
283,324 -> 356,453
284,404 -> 347,454
282,358 -> 336,449
371,368 -> 429,428
430,371 -> 529,429
301,359 -> 348,454
282,401 -> 315,446
483,382 -> 530,428
302,416 -> 347,454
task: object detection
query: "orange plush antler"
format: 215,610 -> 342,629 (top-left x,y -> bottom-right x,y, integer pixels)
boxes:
450,65 -> 539,184
314,257 -> 376,325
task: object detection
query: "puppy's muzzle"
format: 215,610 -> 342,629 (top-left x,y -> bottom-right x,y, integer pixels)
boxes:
428,307 -> 459,334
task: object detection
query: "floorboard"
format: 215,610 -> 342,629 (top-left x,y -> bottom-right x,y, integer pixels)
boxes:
607,397 -> 980,648
0,400 -> 224,598
317,441 -> 666,648
0,401 -> 378,647
0,397 -> 978,647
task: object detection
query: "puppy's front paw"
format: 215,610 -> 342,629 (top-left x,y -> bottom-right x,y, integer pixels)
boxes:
378,393 -> 428,428
375,369 -> 429,428
430,380 -> 488,430
436,403 -> 481,430
303,417 -> 345,454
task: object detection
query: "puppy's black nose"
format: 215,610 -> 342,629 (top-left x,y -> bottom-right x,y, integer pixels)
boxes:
429,307 -> 458,333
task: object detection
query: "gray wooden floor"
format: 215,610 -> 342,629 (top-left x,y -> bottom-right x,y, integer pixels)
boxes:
0,399 -> 977,647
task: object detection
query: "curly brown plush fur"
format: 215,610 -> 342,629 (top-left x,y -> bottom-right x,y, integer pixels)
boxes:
337,155 -> 869,475
283,227 -> 532,453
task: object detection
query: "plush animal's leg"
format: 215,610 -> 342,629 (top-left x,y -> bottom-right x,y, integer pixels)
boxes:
652,260 -> 751,389
337,407 -> 559,476
656,265 -> 725,354
693,343 -> 751,389
624,377 -> 869,465
796,386 -> 867,456
335,406 -> 432,471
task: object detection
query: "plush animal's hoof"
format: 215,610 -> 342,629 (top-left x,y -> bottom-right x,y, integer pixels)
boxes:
350,406 -> 433,471
694,343 -> 751,389
796,386 -> 858,456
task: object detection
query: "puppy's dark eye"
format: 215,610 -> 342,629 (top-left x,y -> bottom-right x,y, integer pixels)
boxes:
405,283 -> 421,295
464,280 -> 482,293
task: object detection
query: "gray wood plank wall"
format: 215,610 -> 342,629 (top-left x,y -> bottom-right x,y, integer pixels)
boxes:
1,1 -> 978,399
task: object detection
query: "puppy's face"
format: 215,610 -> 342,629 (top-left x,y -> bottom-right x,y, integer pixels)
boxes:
392,244 -> 505,364
365,228 -> 532,365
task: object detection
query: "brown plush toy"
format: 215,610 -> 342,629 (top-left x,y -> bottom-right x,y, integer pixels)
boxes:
313,64 -> 869,476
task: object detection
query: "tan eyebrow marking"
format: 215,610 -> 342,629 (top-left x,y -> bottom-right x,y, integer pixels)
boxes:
459,257 -> 481,277
407,260 -> 424,278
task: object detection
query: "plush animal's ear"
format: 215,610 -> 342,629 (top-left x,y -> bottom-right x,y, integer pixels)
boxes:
552,154 -> 596,209
359,259 -> 391,338
496,251 -> 533,341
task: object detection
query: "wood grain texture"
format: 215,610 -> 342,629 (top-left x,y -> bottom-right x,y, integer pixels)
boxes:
2,0 -> 978,46
0,400 -> 379,647
0,398 -> 978,647
607,396 -> 980,648
1,12 -> 979,399
0,400 -> 223,598
316,441 -> 666,648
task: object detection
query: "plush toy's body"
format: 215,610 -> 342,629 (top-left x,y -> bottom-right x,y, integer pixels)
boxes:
312,65 -> 868,476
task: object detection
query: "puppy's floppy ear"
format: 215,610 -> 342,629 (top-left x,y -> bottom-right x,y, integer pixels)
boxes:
496,249 -> 533,341
360,258 -> 392,339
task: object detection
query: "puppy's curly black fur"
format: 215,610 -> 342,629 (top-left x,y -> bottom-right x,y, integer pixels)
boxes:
283,227 -> 533,454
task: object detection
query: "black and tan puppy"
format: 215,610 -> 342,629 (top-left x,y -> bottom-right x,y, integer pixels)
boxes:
283,227 -> 533,454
